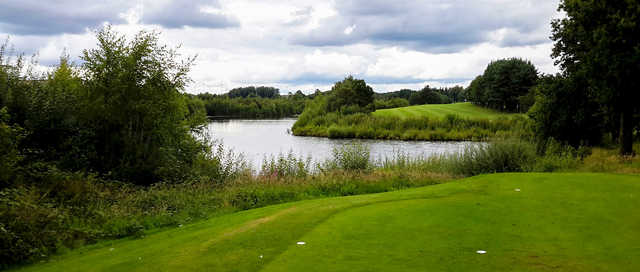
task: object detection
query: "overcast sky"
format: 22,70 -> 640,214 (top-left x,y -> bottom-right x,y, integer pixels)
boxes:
0,0 -> 562,94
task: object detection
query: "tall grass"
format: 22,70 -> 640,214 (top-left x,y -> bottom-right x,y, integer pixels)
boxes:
320,143 -> 372,172
259,151 -> 312,179
292,112 -> 531,141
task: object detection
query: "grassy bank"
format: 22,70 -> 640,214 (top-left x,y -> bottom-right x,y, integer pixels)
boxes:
292,112 -> 530,141
373,102 -> 523,119
14,172 -> 640,272
292,102 -> 529,141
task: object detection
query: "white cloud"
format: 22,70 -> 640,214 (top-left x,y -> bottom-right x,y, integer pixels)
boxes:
0,0 -> 562,94
344,24 -> 356,35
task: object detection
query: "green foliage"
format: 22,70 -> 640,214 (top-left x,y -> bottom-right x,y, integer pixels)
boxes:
320,144 -> 372,172
326,76 -> 374,113
551,0 -> 640,155
227,86 -> 280,98
80,27 -> 204,184
293,110 -> 530,141
409,86 -> 445,105
375,86 -> 464,105
528,74 -> 604,147
466,58 -> 538,112
199,95 -> 306,118
447,140 -> 537,176
0,108 -> 23,187
259,151 -> 312,179
373,98 -> 410,110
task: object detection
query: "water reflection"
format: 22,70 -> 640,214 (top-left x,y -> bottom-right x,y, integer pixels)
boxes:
205,119 -> 475,168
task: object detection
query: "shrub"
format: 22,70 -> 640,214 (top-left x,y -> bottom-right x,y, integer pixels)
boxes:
259,151 -> 312,179
448,140 -> 536,176
321,143 -> 372,172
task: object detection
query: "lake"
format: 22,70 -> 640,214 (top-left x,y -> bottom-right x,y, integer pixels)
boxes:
205,119 -> 475,169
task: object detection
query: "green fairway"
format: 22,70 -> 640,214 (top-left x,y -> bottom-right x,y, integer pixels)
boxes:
15,173 -> 640,272
373,102 -> 522,119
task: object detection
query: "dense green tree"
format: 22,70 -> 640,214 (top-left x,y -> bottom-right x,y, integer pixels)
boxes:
227,86 -> 280,98
374,89 -> 415,100
529,74 -> 604,147
551,0 -> 640,155
374,98 -> 410,109
467,75 -> 486,106
327,76 -> 374,113
81,27 -> 203,183
439,86 -> 465,103
470,58 -> 538,112
0,107 -> 23,187
409,86 -> 443,105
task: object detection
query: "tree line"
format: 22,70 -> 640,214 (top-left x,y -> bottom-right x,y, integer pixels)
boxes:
194,89 -> 308,118
464,1 -> 640,154
374,85 -> 465,109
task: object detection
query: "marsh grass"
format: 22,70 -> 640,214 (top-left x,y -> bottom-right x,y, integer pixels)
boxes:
293,112 -> 532,141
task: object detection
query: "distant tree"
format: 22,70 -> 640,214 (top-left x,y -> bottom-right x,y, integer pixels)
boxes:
227,86 -> 280,98
480,58 -> 538,112
292,90 -> 306,100
551,0 -> 640,155
327,76 -> 374,113
467,75 -> 486,106
440,86 -> 465,103
409,86 -> 442,105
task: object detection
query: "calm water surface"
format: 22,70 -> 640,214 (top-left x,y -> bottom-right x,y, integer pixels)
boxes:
205,119 -> 475,168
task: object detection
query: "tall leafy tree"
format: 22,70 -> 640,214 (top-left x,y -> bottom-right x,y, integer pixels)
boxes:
551,0 -> 640,155
81,27 -> 202,183
409,86 -> 443,105
470,58 -> 538,112
327,76 -> 374,113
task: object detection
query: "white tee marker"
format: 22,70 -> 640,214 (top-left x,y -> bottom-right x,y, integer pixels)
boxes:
297,241 -> 306,245
515,188 -> 521,192
476,250 -> 487,254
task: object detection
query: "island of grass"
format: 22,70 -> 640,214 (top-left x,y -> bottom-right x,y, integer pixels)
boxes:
373,102 -> 523,120
16,173 -> 640,272
292,100 -> 529,141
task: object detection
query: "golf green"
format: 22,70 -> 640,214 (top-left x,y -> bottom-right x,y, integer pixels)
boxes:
373,102 -> 522,120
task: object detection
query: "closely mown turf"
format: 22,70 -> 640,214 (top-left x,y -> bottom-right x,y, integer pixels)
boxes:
373,102 -> 522,120
14,173 -> 640,271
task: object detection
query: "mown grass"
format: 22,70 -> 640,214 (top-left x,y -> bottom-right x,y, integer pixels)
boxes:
373,102 -> 523,120
13,173 -> 640,272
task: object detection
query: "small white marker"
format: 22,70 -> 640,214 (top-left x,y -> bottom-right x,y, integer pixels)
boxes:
476,250 -> 487,254
297,241 -> 306,245
515,188 -> 521,192
259,255 -> 263,259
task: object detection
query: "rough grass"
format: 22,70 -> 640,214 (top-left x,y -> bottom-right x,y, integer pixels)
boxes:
373,102 -> 523,120
14,173 -> 640,272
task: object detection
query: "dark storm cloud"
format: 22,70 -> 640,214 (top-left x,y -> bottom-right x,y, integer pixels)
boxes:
0,1 -> 130,35
142,0 -> 239,29
292,0 -> 556,52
